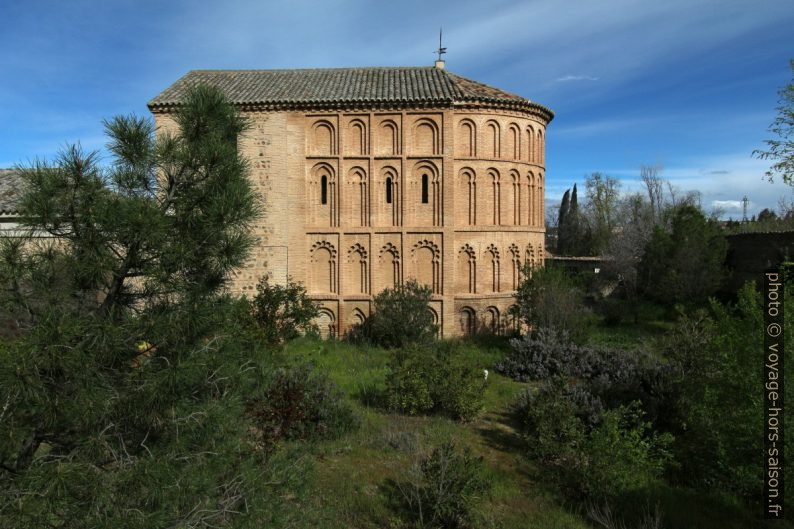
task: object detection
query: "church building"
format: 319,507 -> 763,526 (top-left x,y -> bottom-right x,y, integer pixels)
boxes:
148,61 -> 553,337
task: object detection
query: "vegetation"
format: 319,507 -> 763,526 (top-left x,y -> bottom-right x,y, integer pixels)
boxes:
509,265 -> 590,340
385,441 -> 492,529
754,59 -> 794,186
247,364 -> 358,448
639,204 -> 727,305
353,279 -> 438,348
384,343 -> 487,421
250,274 -> 320,344
0,85 -> 345,528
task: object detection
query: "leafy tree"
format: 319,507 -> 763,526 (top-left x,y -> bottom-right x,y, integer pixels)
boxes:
355,279 -> 437,348
754,60 -> 794,186
0,86 -> 317,527
638,204 -> 727,305
250,275 -> 319,344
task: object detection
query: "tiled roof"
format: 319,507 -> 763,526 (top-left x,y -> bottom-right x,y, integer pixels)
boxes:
0,169 -> 24,215
148,67 -> 553,119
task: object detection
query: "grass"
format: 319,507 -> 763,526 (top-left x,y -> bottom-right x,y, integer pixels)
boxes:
281,336 -> 590,528
276,335 -> 792,529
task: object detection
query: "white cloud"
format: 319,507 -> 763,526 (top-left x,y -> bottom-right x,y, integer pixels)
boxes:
602,151 -> 793,218
711,200 -> 744,211
556,75 -> 599,82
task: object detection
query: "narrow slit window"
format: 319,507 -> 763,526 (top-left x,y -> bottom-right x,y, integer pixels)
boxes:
320,175 -> 328,205
385,177 -> 392,204
421,174 -> 429,204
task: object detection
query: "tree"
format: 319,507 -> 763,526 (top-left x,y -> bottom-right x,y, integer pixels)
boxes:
757,207 -> 778,222
0,86 -> 314,527
557,184 -> 591,256
601,192 -> 654,321
510,264 -> 589,340
754,60 -> 794,186
584,172 -> 620,254
640,164 -> 664,225
557,189 -> 571,254
638,204 -> 727,305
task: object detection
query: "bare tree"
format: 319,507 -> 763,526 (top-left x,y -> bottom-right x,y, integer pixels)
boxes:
640,164 -> 664,224
585,172 -> 621,254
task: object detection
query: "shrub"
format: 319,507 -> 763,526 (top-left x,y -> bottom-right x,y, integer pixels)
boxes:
384,353 -> 435,415
504,330 -> 681,434
250,275 -> 319,344
510,265 -> 590,340
661,282 -> 793,505
582,402 -> 673,500
386,441 -> 492,529
497,327 -> 587,381
515,379 -> 588,475
516,381 -> 672,501
384,344 -> 487,421
498,327 -> 655,383
358,280 -> 437,348
246,364 -> 358,448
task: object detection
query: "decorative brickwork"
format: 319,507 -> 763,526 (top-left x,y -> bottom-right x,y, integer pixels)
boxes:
150,67 -> 552,336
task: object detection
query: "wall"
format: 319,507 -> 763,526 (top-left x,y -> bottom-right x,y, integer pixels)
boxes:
154,103 -> 549,337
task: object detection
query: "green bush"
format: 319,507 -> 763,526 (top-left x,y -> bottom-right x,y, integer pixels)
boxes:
385,441 -> 492,529
510,265 -> 590,341
583,402 -> 673,500
250,275 -> 319,344
246,364 -> 358,448
384,344 -> 487,421
356,280 -> 437,348
384,353 -> 435,415
516,380 -> 672,501
661,281 -> 793,505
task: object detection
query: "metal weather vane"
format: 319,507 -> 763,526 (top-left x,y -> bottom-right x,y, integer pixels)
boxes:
436,27 -> 447,62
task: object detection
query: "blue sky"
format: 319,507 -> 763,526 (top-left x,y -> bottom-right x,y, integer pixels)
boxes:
1,0 -> 792,218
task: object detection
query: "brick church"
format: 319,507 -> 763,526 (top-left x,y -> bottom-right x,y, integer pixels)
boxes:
148,61 -> 553,337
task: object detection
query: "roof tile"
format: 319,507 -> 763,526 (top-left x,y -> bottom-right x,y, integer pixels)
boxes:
147,66 -> 553,119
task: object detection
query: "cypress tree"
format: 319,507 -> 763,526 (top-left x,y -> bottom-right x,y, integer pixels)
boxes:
557,188 -> 571,254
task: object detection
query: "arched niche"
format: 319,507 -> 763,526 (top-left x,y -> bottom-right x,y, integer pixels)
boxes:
310,241 -> 337,293
412,118 -> 440,155
377,120 -> 400,156
412,239 -> 441,294
484,120 -> 500,158
459,306 -> 476,336
457,243 -> 476,294
310,120 -> 336,155
346,118 -> 367,156
411,161 -> 441,226
507,123 -> 520,160
315,308 -> 336,339
346,166 -> 369,227
457,119 -> 476,157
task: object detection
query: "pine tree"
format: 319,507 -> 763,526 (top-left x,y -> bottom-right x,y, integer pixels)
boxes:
0,86 -> 310,527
